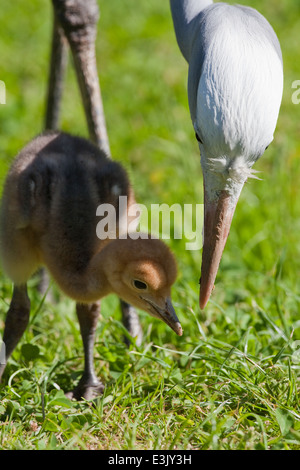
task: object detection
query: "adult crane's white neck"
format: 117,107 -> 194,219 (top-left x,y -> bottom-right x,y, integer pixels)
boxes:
170,0 -> 213,61
197,7 -> 283,308
170,2 -> 284,309
195,6 -> 283,168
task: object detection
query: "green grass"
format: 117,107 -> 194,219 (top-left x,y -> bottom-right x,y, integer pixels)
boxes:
1,0 -> 300,450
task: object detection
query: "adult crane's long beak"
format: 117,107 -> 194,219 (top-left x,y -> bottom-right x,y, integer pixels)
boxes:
199,186 -> 237,310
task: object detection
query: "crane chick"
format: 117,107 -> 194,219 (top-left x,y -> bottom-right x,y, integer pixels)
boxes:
0,132 -> 182,400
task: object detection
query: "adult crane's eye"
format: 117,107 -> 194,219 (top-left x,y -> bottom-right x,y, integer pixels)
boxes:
133,280 -> 148,290
195,132 -> 203,144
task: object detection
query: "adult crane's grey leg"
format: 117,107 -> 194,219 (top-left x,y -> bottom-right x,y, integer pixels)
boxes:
51,0 -> 142,346
42,18 -> 101,398
121,301 -> 143,346
52,0 -> 110,155
0,284 -> 30,382
38,13 -> 69,298
45,14 -> 68,130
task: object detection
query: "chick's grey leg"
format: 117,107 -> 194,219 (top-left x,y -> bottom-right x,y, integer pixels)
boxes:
66,301 -> 104,400
0,284 -> 30,381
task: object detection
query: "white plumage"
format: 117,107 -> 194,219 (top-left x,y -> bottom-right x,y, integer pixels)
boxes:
170,1 -> 283,307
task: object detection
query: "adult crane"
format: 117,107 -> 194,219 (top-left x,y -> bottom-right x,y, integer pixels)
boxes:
170,0 -> 283,308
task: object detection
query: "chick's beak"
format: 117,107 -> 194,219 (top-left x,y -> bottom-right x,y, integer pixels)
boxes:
141,296 -> 183,336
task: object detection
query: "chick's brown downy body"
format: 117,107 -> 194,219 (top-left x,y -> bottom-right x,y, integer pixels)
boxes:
0,132 -> 181,400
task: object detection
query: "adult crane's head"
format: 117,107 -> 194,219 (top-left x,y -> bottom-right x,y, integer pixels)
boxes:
170,1 -> 283,308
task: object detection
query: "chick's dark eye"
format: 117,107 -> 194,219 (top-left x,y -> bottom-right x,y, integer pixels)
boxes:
133,280 -> 147,290
195,132 -> 203,144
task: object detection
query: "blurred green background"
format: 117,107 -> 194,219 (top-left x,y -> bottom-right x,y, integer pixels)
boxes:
0,0 -> 300,450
